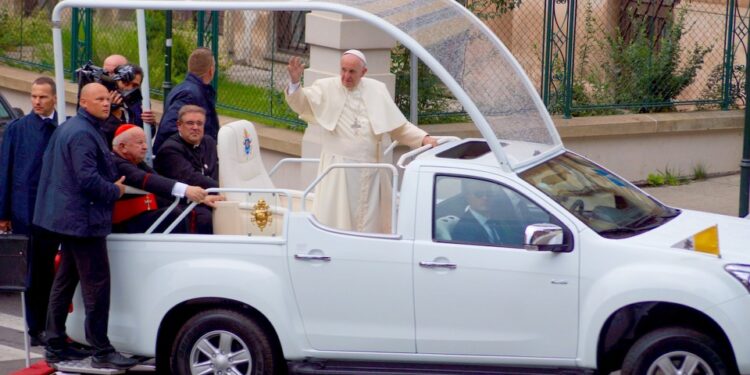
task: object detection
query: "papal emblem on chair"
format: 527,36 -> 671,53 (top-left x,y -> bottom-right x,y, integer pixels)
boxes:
251,198 -> 273,232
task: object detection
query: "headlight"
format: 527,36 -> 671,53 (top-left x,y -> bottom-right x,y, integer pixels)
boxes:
725,264 -> 750,292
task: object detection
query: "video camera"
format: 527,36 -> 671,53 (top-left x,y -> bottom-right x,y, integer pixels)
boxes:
76,61 -> 142,109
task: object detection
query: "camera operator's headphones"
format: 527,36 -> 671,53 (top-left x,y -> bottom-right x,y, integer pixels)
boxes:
112,64 -> 137,83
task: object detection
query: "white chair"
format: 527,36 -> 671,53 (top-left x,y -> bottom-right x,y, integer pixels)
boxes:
214,120 -> 281,236
217,120 -> 273,201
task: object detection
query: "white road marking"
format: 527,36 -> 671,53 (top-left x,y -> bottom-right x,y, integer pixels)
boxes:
0,312 -> 25,332
0,343 -> 42,361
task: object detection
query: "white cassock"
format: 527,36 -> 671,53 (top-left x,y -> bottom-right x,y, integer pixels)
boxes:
286,77 -> 427,233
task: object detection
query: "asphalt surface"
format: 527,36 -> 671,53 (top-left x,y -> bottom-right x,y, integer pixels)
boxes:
0,293 -> 154,374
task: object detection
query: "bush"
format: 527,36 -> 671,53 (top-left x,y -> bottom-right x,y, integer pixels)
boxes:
567,2 -> 712,114
698,63 -> 745,110
391,44 -> 458,122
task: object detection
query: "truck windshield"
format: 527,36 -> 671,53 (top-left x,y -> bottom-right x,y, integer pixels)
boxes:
519,152 -> 680,238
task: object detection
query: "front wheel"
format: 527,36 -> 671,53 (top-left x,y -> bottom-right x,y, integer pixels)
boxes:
621,327 -> 731,375
170,309 -> 277,375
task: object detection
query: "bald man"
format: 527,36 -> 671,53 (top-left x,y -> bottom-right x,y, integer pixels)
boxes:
100,55 -> 157,141
285,50 -> 437,233
111,124 -> 210,233
102,54 -> 127,74
34,83 -> 139,370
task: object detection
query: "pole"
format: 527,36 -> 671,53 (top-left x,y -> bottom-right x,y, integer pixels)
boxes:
722,0 -> 737,110
136,10 -> 154,166
70,8 -> 79,79
563,0 -> 577,119
739,42 -> 750,217
409,51 -> 418,125
163,10 -> 173,98
541,0 -> 553,106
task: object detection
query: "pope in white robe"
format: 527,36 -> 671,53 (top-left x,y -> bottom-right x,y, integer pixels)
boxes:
286,50 -> 436,233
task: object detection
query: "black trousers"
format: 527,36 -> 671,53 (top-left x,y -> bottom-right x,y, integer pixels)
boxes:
24,225 -> 62,337
45,234 -> 114,355
191,205 -> 213,234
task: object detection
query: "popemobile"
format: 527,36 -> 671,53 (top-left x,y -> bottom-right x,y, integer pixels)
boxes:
41,0 -> 750,374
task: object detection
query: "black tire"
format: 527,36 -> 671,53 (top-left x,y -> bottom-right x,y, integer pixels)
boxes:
621,327 -> 730,375
170,309 -> 277,375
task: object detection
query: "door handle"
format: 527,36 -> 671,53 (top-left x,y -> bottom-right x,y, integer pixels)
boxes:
294,254 -> 331,262
419,261 -> 457,270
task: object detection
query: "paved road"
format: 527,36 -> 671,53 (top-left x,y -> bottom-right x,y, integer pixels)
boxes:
0,292 -> 45,374
0,292 -> 154,374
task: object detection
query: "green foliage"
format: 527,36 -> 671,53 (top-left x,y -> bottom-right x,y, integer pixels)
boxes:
0,8 -> 51,51
647,173 -> 665,187
647,166 -> 690,186
659,166 -> 684,186
557,2 -> 713,115
216,77 -> 302,129
391,44 -> 459,122
698,63 -> 745,110
600,9 -> 711,112
692,163 -> 707,181
464,0 -> 523,20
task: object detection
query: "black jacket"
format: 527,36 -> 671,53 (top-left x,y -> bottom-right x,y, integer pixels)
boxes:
154,133 -> 218,189
153,73 -> 218,152
33,109 -> 119,237
113,153 -> 179,206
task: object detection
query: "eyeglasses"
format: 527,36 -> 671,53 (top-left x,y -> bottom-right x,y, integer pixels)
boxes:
181,120 -> 204,127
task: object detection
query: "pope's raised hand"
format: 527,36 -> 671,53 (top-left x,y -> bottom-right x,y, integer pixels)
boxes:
288,56 -> 304,84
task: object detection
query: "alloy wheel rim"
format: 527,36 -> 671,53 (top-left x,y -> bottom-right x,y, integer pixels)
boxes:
190,329 -> 252,375
647,350 -> 714,375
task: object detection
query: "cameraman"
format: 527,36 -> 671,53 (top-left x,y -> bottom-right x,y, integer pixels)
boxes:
77,59 -> 156,147
101,63 -> 156,147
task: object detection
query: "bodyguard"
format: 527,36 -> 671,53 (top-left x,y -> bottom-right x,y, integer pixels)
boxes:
34,83 -> 138,370
0,77 -> 60,345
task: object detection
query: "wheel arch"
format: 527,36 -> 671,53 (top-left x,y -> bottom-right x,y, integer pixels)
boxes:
595,302 -> 738,374
154,297 -> 286,372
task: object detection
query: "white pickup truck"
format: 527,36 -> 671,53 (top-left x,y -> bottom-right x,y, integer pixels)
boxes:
62,137 -> 750,375
50,0 -> 750,374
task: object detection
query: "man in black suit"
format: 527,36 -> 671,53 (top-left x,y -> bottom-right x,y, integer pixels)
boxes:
154,105 -> 219,234
452,179 -> 500,245
111,124 -> 211,233
451,179 -> 524,246
34,83 -> 137,369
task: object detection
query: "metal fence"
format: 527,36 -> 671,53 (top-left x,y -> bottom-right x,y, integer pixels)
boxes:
0,0 -> 748,125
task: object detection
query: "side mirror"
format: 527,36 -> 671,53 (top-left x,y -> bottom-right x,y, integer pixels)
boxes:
12,107 -> 24,118
524,223 -> 570,252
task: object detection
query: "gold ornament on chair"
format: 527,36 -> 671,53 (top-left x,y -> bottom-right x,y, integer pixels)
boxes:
251,198 -> 272,232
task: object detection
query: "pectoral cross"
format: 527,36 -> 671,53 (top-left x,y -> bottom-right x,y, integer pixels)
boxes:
144,195 -> 152,210
351,118 -> 362,131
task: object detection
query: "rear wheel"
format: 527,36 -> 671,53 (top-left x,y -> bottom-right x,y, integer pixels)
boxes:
170,309 -> 276,375
622,327 -> 730,375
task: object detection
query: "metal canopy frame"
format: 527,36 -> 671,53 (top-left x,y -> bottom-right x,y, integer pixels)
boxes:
52,0 -> 564,172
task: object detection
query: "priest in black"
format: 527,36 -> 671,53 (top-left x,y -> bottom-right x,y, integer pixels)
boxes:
154,105 -> 220,233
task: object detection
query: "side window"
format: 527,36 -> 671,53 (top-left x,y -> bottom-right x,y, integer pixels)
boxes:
433,175 -> 556,248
